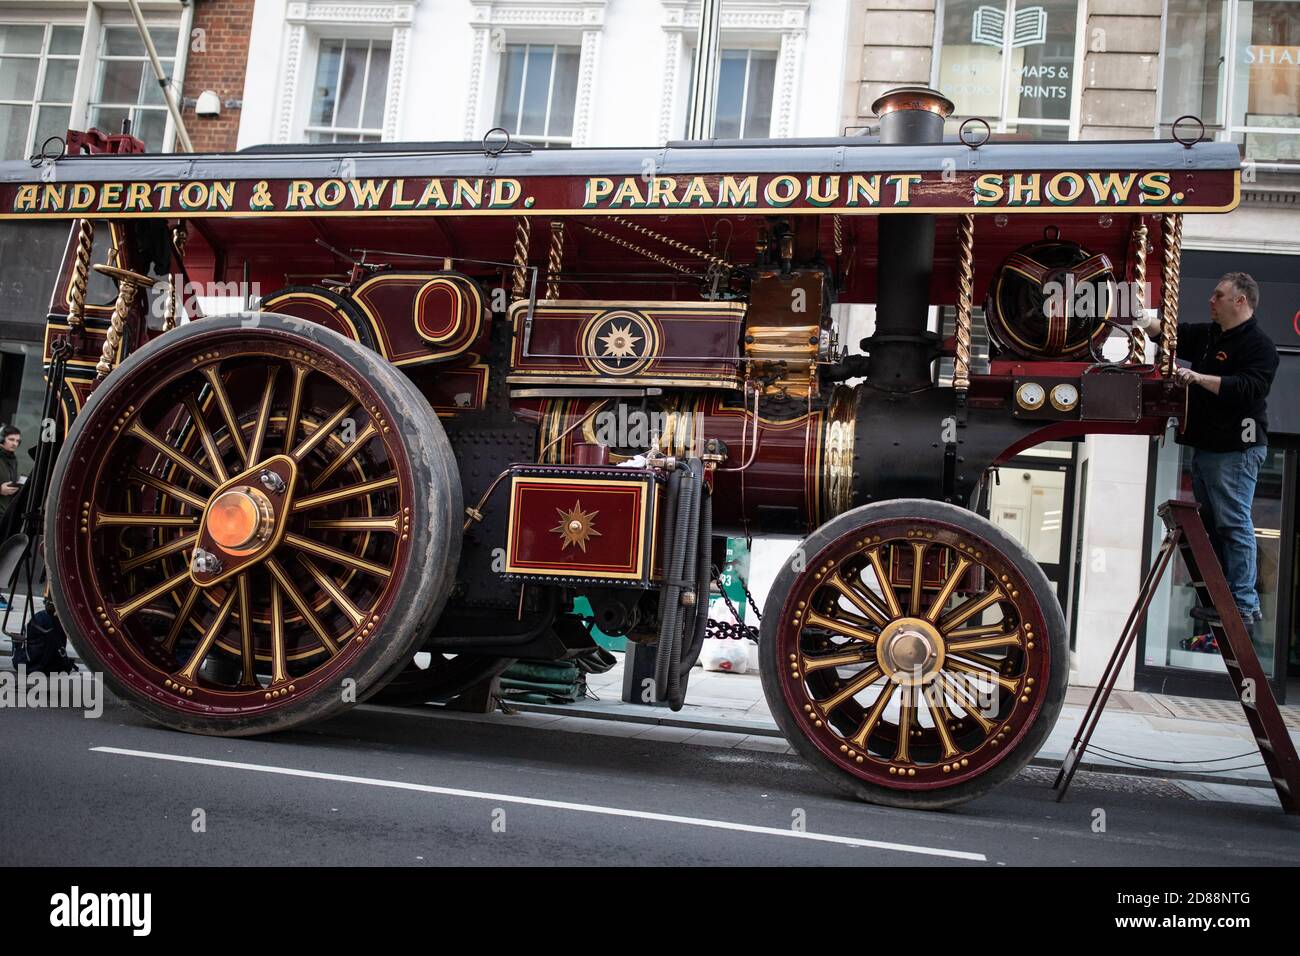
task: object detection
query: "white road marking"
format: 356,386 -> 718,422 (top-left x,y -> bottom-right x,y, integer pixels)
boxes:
91,746 -> 986,862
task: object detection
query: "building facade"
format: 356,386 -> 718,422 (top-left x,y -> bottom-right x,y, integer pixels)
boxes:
234,0 -> 848,148
841,0 -> 1299,697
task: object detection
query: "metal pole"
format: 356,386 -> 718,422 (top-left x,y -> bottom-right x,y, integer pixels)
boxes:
125,0 -> 194,153
685,0 -> 722,140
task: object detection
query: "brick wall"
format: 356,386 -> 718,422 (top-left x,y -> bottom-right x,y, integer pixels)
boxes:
180,0 -> 256,152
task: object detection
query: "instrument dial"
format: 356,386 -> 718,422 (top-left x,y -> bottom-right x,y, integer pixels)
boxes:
1015,382 -> 1046,411
1050,382 -> 1080,412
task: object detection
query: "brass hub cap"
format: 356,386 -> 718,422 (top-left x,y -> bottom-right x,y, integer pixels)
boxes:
876,617 -> 944,686
208,487 -> 274,552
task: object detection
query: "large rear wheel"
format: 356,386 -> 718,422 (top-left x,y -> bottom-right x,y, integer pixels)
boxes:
760,498 -> 1066,809
45,313 -> 461,736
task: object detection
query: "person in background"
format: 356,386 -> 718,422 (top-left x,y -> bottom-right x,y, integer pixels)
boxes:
0,424 -> 23,609
1140,273 -> 1279,635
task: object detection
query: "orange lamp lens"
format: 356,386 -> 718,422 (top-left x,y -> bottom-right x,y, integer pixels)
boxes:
208,491 -> 259,549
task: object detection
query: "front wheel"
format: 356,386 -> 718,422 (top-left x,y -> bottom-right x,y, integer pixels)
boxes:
759,498 -> 1066,809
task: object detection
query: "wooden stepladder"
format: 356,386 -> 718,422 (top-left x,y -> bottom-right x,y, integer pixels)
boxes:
1054,499 -> 1300,813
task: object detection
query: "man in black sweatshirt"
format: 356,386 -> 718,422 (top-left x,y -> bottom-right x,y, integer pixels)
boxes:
1143,272 -> 1278,629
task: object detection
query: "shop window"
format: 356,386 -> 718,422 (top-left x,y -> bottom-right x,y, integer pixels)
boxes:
495,43 -> 580,147
936,0 -> 1079,140
1145,442 -> 1284,679
1161,0 -> 1300,163
0,23 -> 83,161
87,24 -> 180,152
306,38 -> 390,143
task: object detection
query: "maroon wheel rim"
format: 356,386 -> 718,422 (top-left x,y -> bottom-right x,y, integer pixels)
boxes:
51,327 -> 417,718
774,516 -> 1052,791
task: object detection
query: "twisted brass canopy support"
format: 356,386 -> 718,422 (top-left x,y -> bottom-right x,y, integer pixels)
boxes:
93,264 -> 156,381
545,220 -> 565,300
511,216 -> 532,300
953,213 -> 975,393
1127,221 -> 1149,365
65,219 -> 95,334
1158,214 -> 1183,378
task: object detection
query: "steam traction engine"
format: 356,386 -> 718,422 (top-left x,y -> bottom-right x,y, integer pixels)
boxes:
1,89 -> 1240,808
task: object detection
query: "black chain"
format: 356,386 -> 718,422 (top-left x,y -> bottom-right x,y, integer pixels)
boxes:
710,564 -> 760,642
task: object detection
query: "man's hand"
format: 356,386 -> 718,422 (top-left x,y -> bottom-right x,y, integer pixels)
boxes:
1174,366 -> 1222,395
0,482 -> 18,497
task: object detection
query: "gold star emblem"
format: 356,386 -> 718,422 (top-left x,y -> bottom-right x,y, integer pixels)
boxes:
551,500 -> 601,552
598,323 -> 641,359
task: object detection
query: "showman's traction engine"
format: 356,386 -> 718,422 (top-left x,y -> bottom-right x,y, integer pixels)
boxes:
0,87 -> 1241,808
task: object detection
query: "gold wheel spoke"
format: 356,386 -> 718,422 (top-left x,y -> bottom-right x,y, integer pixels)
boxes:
895,686 -> 915,762
805,609 -> 878,644
129,468 -> 209,510
820,665 -> 884,713
909,541 -> 926,616
176,588 -> 237,683
945,623 -> 1008,640
246,366 -> 280,466
946,633 -> 1024,655
269,580 -> 288,684
298,555 -> 367,628
94,512 -> 200,529
283,364 -> 309,454
120,532 -> 197,572
127,422 -> 218,489
291,400 -> 357,463
163,584 -> 201,654
293,475 -> 399,512
236,573 -> 258,688
951,649 -> 1006,671
119,569 -> 192,619
923,682 -> 962,759
945,657 -> 1019,694
182,395 -> 228,483
925,555 -> 971,623
200,365 -> 248,467
284,533 -> 392,579
310,422 -> 378,490
307,515 -> 402,533
849,682 -> 897,748
800,646 -> 876,674
937,673 -> 996,734
266,557 -> 340,656
865,547 -> 902,618
828,574 -> 888,628
939,587 -> 1005,633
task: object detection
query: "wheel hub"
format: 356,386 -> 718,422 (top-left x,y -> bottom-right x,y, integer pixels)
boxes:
876,616 -> 944,686
192,454 -> 298,587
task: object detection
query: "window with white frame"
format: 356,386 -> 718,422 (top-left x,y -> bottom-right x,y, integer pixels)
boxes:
936,0 -> 1079,140
495,43 -> 580,147
680,47 -> 778,138
0,23 -> 83,161
1161,0 -> 1299,162
88,24 -> 179,152
306,38 -> 391,143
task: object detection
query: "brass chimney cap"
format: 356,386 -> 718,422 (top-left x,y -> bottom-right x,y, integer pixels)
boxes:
871,86 -> 955,120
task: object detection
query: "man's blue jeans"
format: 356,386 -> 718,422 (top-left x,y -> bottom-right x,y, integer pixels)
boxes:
1190,445 -> 1267,619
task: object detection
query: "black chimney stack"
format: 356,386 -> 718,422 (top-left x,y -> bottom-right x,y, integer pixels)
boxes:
862,86 -> 954,392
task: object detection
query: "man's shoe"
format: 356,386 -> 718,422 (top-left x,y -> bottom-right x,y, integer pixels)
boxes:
1190,605 -> 1221,625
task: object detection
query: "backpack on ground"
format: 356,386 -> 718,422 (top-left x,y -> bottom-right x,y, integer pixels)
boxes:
14,608 -> 76,674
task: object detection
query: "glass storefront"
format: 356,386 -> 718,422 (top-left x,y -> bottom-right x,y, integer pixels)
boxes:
1161,0 -> 1300,162
1143,437 -> 1288,687
937,0 -> 1079,139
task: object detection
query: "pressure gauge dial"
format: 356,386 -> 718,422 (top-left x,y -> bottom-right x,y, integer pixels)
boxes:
1050,382 -> 1080,412
1015,382 -> 1046,411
